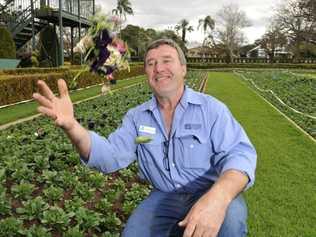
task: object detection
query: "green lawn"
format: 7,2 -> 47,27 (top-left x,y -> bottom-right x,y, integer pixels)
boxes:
0,75 -> 146,126
206,72 -> 316,237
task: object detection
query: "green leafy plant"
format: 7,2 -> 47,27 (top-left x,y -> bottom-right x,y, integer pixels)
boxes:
0,217 -> 24,236
25,225 -> 51,237
64,197 -> 85,213
11,182 -> 35,200
75,207 -> 103,231
0,191 -> 11,216
95,197 -> 112,213
16,196 -> 49,220
87,171 -> 107,189
64,226 -> 84,237
41,206 -> 72,231
43,185 -> 64,202
11,164 -> 34,182
59,170 -> 79,189
33,156 -> 50,170
0,168 -> 6,184
73,182 -> 95,201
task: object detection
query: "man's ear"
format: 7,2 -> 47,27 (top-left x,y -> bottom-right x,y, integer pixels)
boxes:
182,65 -> 187,77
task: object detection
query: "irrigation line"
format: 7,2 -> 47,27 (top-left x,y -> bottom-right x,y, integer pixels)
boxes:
234,71 -> 316,120
0,81 -> 145,131
232,71 -> 315,143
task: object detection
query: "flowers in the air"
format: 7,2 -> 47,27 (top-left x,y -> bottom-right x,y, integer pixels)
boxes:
72,13 -> 130,88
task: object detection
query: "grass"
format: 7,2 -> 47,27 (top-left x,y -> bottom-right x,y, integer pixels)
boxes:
206,72 -> 316,237
0,75 -> 146,126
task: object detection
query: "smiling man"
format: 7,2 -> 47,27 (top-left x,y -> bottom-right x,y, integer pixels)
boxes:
33,39 -> 257,237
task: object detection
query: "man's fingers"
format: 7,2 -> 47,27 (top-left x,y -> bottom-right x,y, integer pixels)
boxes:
37,106 -> 57,120
57,79 -> 69,98
37,80 -> 55,101
33,93 -> 53,109
183,222 -> 196,237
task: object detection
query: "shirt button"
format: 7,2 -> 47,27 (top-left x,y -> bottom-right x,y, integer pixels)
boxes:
176,184 -> 181,188
172,163 -> 175,167
190,144 -> 194,148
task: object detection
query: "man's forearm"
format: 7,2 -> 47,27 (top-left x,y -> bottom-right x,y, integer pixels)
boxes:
64,120 -> 91,161
205,169 -> 249,205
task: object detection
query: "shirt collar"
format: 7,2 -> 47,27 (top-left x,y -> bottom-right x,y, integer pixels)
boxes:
140,86 -> 202,112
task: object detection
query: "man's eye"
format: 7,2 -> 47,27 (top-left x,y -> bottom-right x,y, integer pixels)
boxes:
163,60 -> 171,64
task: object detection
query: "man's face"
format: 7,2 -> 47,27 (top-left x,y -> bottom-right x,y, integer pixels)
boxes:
145,44 -> 187,98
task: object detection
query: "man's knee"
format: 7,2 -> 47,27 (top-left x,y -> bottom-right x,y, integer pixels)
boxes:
218,195 -> 248,237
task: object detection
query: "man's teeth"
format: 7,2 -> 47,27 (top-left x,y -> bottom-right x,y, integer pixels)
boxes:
156,76 -> 167,81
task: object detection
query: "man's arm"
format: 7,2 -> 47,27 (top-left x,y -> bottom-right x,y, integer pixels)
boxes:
179,169 -> 248,237
33,79 -> 91,160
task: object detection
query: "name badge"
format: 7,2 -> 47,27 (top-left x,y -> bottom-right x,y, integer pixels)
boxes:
139,125 -> 156,134
184,123 -> 201,130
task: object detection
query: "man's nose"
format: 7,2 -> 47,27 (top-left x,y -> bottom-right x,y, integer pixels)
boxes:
154,62 -> 165,73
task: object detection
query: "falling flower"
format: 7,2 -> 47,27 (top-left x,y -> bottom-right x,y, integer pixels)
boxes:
72,13 -> 130,89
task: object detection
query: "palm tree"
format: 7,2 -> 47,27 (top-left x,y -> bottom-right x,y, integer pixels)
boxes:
112,0 -> 134,20
198,15 -> 215,46
175,19 -> 194,43
198,15 -> 215,34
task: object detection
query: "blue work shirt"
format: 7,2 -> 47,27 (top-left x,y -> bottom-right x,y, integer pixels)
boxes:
83,86 -> 257,193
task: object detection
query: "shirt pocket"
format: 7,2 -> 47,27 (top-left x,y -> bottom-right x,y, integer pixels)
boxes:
177,131 -> 212,169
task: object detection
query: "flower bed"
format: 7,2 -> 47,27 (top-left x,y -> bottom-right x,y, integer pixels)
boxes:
0,71 -> 205,236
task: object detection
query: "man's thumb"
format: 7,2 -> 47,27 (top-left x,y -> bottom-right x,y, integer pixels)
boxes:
178,218 -> 188,227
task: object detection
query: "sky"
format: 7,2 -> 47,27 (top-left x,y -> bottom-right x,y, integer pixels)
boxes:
96,0 -> 285,47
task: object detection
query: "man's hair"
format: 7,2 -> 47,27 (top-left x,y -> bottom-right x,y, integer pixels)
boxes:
144,38 -> 187,65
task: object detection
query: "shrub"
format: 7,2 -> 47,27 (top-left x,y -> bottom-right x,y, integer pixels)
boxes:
38,25 -> 61,67
0,26 -> 16,59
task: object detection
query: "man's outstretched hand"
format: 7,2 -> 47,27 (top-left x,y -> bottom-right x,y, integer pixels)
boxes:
33,79 -> 76,131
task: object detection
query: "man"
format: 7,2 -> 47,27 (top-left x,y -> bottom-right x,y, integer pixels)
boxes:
33,38 -> 257,237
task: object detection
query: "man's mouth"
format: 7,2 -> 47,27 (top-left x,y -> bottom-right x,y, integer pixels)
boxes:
155,75 -> 170,82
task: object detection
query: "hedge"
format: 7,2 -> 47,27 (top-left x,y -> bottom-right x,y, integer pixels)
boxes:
187,63 -> 316,69
0,65 -> 145,106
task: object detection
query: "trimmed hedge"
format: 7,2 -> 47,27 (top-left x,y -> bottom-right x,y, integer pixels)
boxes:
188,63 -> 316,70
0,65 -> 144,106
0,26 -> 16,59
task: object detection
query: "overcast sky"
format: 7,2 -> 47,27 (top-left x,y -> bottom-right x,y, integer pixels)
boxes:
96,0 -> 285,46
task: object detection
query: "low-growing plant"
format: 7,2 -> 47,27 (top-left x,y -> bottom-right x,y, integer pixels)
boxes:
41,206 -> 72,231
37,170 -> 60,185
75,207 -> 103,231
11,182 -> 35,200
0,217 -> 24,236
64,226 -> 84,237
24,225 -> 51,237
11,164 -> 35,182
95,197 -> 112,213
0,192 -> 11,216
0,168 -> 6,184
59,170 -> 79,189
64,197 -> 85,213
16,196 -> 49,220
73,182 -> 95,201
102,212 -> 122,232
87,172 -> 107,189
43,185 -> 64,203
33,156 -> 50,170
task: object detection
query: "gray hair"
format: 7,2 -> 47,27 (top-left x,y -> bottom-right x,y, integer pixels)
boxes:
144,38 -> 187,65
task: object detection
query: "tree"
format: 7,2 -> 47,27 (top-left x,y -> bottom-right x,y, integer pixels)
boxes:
175,19 -> 194,43
112,0 -> 133,20
274,0 -> 316,59
198,15 -> 215,46
260,22 -> 288,61
214,4 -> 251,62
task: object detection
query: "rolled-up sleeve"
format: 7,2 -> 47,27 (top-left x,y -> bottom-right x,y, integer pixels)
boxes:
81,110 -> 138,174
211,105 -> 257,190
